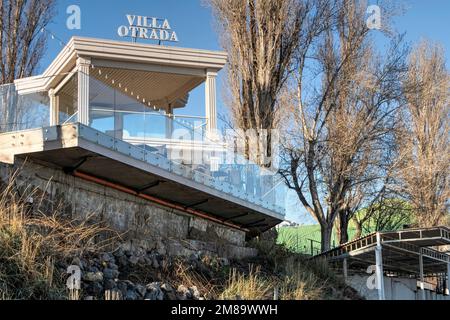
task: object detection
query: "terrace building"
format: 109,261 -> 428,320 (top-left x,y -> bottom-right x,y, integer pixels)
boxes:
0,37 -> 286,258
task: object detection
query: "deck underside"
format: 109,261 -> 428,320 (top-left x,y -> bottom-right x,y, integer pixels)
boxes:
0,124 -> 284,235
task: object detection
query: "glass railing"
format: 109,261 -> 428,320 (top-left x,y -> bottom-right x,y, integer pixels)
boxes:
0,83 -> 50,133
77,123 -> 286,217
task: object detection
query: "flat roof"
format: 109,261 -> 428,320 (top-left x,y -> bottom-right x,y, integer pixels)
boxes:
0,124 -> 284,235
14,37 -> 228,95
316,227 -> 450,276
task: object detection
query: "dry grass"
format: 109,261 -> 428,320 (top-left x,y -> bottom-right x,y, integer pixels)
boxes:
172,259 -> 219,299
0,170 -> 116,300
219,263 -> 323,300
220,266 -> 273,300
278,258 -> 323,300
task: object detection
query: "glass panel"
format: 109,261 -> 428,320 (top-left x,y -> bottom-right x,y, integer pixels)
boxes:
85,72 -> 286,216
57,73 -> 78,124
89,77 -> 115,136
0,83 -> 49,133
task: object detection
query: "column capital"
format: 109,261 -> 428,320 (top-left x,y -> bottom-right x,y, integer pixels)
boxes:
206,69 -> 218,78
76,56 -> 91,67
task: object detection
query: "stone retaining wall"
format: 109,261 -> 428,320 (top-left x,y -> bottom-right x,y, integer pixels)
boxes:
0,159 -> 257,259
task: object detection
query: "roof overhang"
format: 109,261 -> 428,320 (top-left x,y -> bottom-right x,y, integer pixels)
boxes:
14,37 -> 228,95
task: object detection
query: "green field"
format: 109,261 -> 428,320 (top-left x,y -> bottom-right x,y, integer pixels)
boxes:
276,224 -> 360,255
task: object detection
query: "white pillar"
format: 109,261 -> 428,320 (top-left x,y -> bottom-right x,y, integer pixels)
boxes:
446,263 -> 450,296
205,69 -> 217,136
375,232 -> 385,300
419,252 -> 425,300
49,89 -> 59,126
77,57 -> 91,125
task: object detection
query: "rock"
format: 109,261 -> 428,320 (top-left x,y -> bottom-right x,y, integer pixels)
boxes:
161,283 -> 173,292
156,241 -> 166,256
189,286 -> 201,300
104,279 -> 117,290
151,256 -> 160,269
100,253 -> 113,263
143,256 -> 153,266
138,256 -> 147,264
129,255 -> 139,265
145,282 -> 164,300
123,280 -> 135,289
88,282 -> 103,296
124,250 -> 133,257
83,271 -> 103,282
135,284 -> 147,297
125,289 -> 139,301
117,281 -> 128,297
113,248 -> 125,257
160,283 -> 176,300
103,268 -> 119,280
219,258 -> 230,267
108,262 -> 119,270
117,255 -> 128,267
176,285 -> 192,300
87,266 -> 100,273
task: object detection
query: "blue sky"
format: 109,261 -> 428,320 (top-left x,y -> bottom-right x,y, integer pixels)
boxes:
40,0 -> 450,224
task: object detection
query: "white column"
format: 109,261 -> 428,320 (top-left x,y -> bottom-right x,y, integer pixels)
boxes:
205,69 -> 217,136
375,232 -> 385,300
446,263 -> 450,296
49,89 -> 59,126
419,252 -> 425,300
77,57 -> 91,125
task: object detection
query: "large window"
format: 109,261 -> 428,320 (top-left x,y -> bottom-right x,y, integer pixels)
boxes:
57,74 -> 78,124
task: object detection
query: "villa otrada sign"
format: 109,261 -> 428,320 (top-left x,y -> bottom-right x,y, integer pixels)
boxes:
118,15 -> 179,42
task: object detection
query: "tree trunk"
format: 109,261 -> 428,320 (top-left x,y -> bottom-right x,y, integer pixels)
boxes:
320,224 -> 333,252
338,210 -> 349,244
354,220 -> 362,240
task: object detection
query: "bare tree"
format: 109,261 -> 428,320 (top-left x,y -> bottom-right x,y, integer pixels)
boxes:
280,1 -> 407,251
395,41 -> 450,227
207,0 -> 328,166
353,197 -> 412,239
0,0 -> 56,84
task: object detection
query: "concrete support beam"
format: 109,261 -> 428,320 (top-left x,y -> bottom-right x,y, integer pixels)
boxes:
375,232 -> 385,300
205,69 -> 217,137
77,57 -> 91,125
49,89 -> 59,126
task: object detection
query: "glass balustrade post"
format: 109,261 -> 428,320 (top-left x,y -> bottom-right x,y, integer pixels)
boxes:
166,104 -> 174,139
